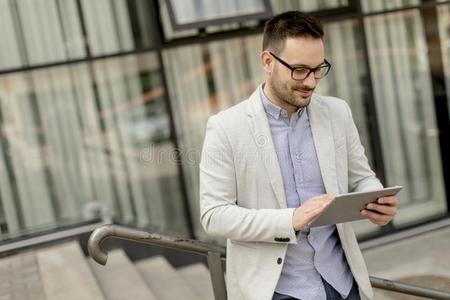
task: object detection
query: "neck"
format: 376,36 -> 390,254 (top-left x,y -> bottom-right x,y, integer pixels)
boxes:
262,82 -> 299,117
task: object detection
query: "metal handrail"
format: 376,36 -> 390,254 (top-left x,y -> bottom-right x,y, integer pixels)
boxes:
88,225 -> 450,300
370,277 -> 450,299
88,224 -> 226,265
88,224 -> 227,300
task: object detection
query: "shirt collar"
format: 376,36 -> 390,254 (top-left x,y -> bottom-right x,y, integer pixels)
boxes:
259,85 -> 282,119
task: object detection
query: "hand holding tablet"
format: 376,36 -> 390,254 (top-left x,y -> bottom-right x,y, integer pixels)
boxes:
308,186 -> 402,228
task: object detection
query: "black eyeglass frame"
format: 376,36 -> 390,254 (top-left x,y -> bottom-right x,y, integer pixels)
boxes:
269,52 -> 332,81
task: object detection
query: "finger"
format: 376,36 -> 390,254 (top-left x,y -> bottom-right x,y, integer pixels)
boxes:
363,213 -> 390,226
304,200 -> 332,214
316,196 -> 334,209
315,194 -> 334,199
301,195 -> 335,217
361,209 -> 392,225
323,194 -> 335,201
377,196 -> 398,206
366,203 -> 397,216
318,194 -> 335,203
307,195 -> 334,205
304,204 -> 325,214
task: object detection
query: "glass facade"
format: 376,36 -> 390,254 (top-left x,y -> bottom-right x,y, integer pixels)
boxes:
439,4 -> 450,118
271,0 -> 350,13
168,0 -> 268,25
0,0 -> 449,241
0,53 -> 188,238
0,0 -> 158,69
364,9 -> 447,230
361,0 -> 420,13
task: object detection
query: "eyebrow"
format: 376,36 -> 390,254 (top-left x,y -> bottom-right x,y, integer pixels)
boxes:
291,61 -> 327,68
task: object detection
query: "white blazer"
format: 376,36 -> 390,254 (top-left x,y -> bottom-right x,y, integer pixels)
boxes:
200,87 -> 382,300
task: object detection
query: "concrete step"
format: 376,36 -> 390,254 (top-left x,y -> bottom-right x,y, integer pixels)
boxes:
89,249 -> 158,300
0,251 -> 45,300
178,263 -> 214,300
36,240 -> 105,300
136,256 -> 201,300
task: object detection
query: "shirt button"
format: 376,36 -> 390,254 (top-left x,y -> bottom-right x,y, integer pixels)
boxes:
295,153 -> 301,161
277,257 -> 282,265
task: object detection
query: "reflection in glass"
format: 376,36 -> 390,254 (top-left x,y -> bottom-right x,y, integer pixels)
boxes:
364,10 -> 447,227
271,0 -> 349,13
159,0 -> 263,40
0,53 -> 188,239
0,0 -> 157,70
168,0 -> 267,25
438,5 -> 450,118
361,0 -> 419,13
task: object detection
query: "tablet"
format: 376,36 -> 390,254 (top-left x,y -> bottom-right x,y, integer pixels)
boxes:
309,186 -> 403,228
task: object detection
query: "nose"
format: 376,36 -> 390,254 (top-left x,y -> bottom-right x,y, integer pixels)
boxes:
302,72 -> 317,88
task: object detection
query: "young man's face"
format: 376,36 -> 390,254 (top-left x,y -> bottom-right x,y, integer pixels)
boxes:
264,37 -> 325,109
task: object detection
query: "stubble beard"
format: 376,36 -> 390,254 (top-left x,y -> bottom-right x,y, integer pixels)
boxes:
268,78 -> 314,110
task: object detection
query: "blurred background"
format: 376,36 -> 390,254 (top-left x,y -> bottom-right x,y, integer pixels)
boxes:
0,1 -> 449,299
1,0 -> 449,242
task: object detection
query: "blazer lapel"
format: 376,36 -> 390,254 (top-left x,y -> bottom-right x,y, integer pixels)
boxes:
247,88 -> 287,208
308,95 -> 339,195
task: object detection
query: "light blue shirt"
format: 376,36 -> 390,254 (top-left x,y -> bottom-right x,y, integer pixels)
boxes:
259,86 -> 354,300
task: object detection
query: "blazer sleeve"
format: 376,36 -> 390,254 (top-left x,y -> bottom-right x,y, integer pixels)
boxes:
344,102 -> 383,192
199,115 -> 297,244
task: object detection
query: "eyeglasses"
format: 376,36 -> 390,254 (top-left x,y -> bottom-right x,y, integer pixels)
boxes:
269,52 -> 331,81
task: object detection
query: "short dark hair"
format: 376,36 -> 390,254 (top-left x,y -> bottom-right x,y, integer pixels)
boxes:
262,11 -> 324,53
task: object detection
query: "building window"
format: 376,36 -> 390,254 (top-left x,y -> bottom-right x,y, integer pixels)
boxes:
0,53 -> 189,239
363,9 -> 447,230
0,0 -> 158,71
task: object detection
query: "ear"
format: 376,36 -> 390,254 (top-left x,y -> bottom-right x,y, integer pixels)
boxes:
260,51 -> 273,74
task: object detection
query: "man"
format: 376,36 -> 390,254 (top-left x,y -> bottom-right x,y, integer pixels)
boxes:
199,11 -> 398,300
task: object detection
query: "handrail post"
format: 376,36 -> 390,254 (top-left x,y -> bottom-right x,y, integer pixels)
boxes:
206,251 -> 227,300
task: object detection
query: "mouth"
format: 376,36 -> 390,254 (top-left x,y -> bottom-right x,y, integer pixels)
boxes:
294,89 -> 313,98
